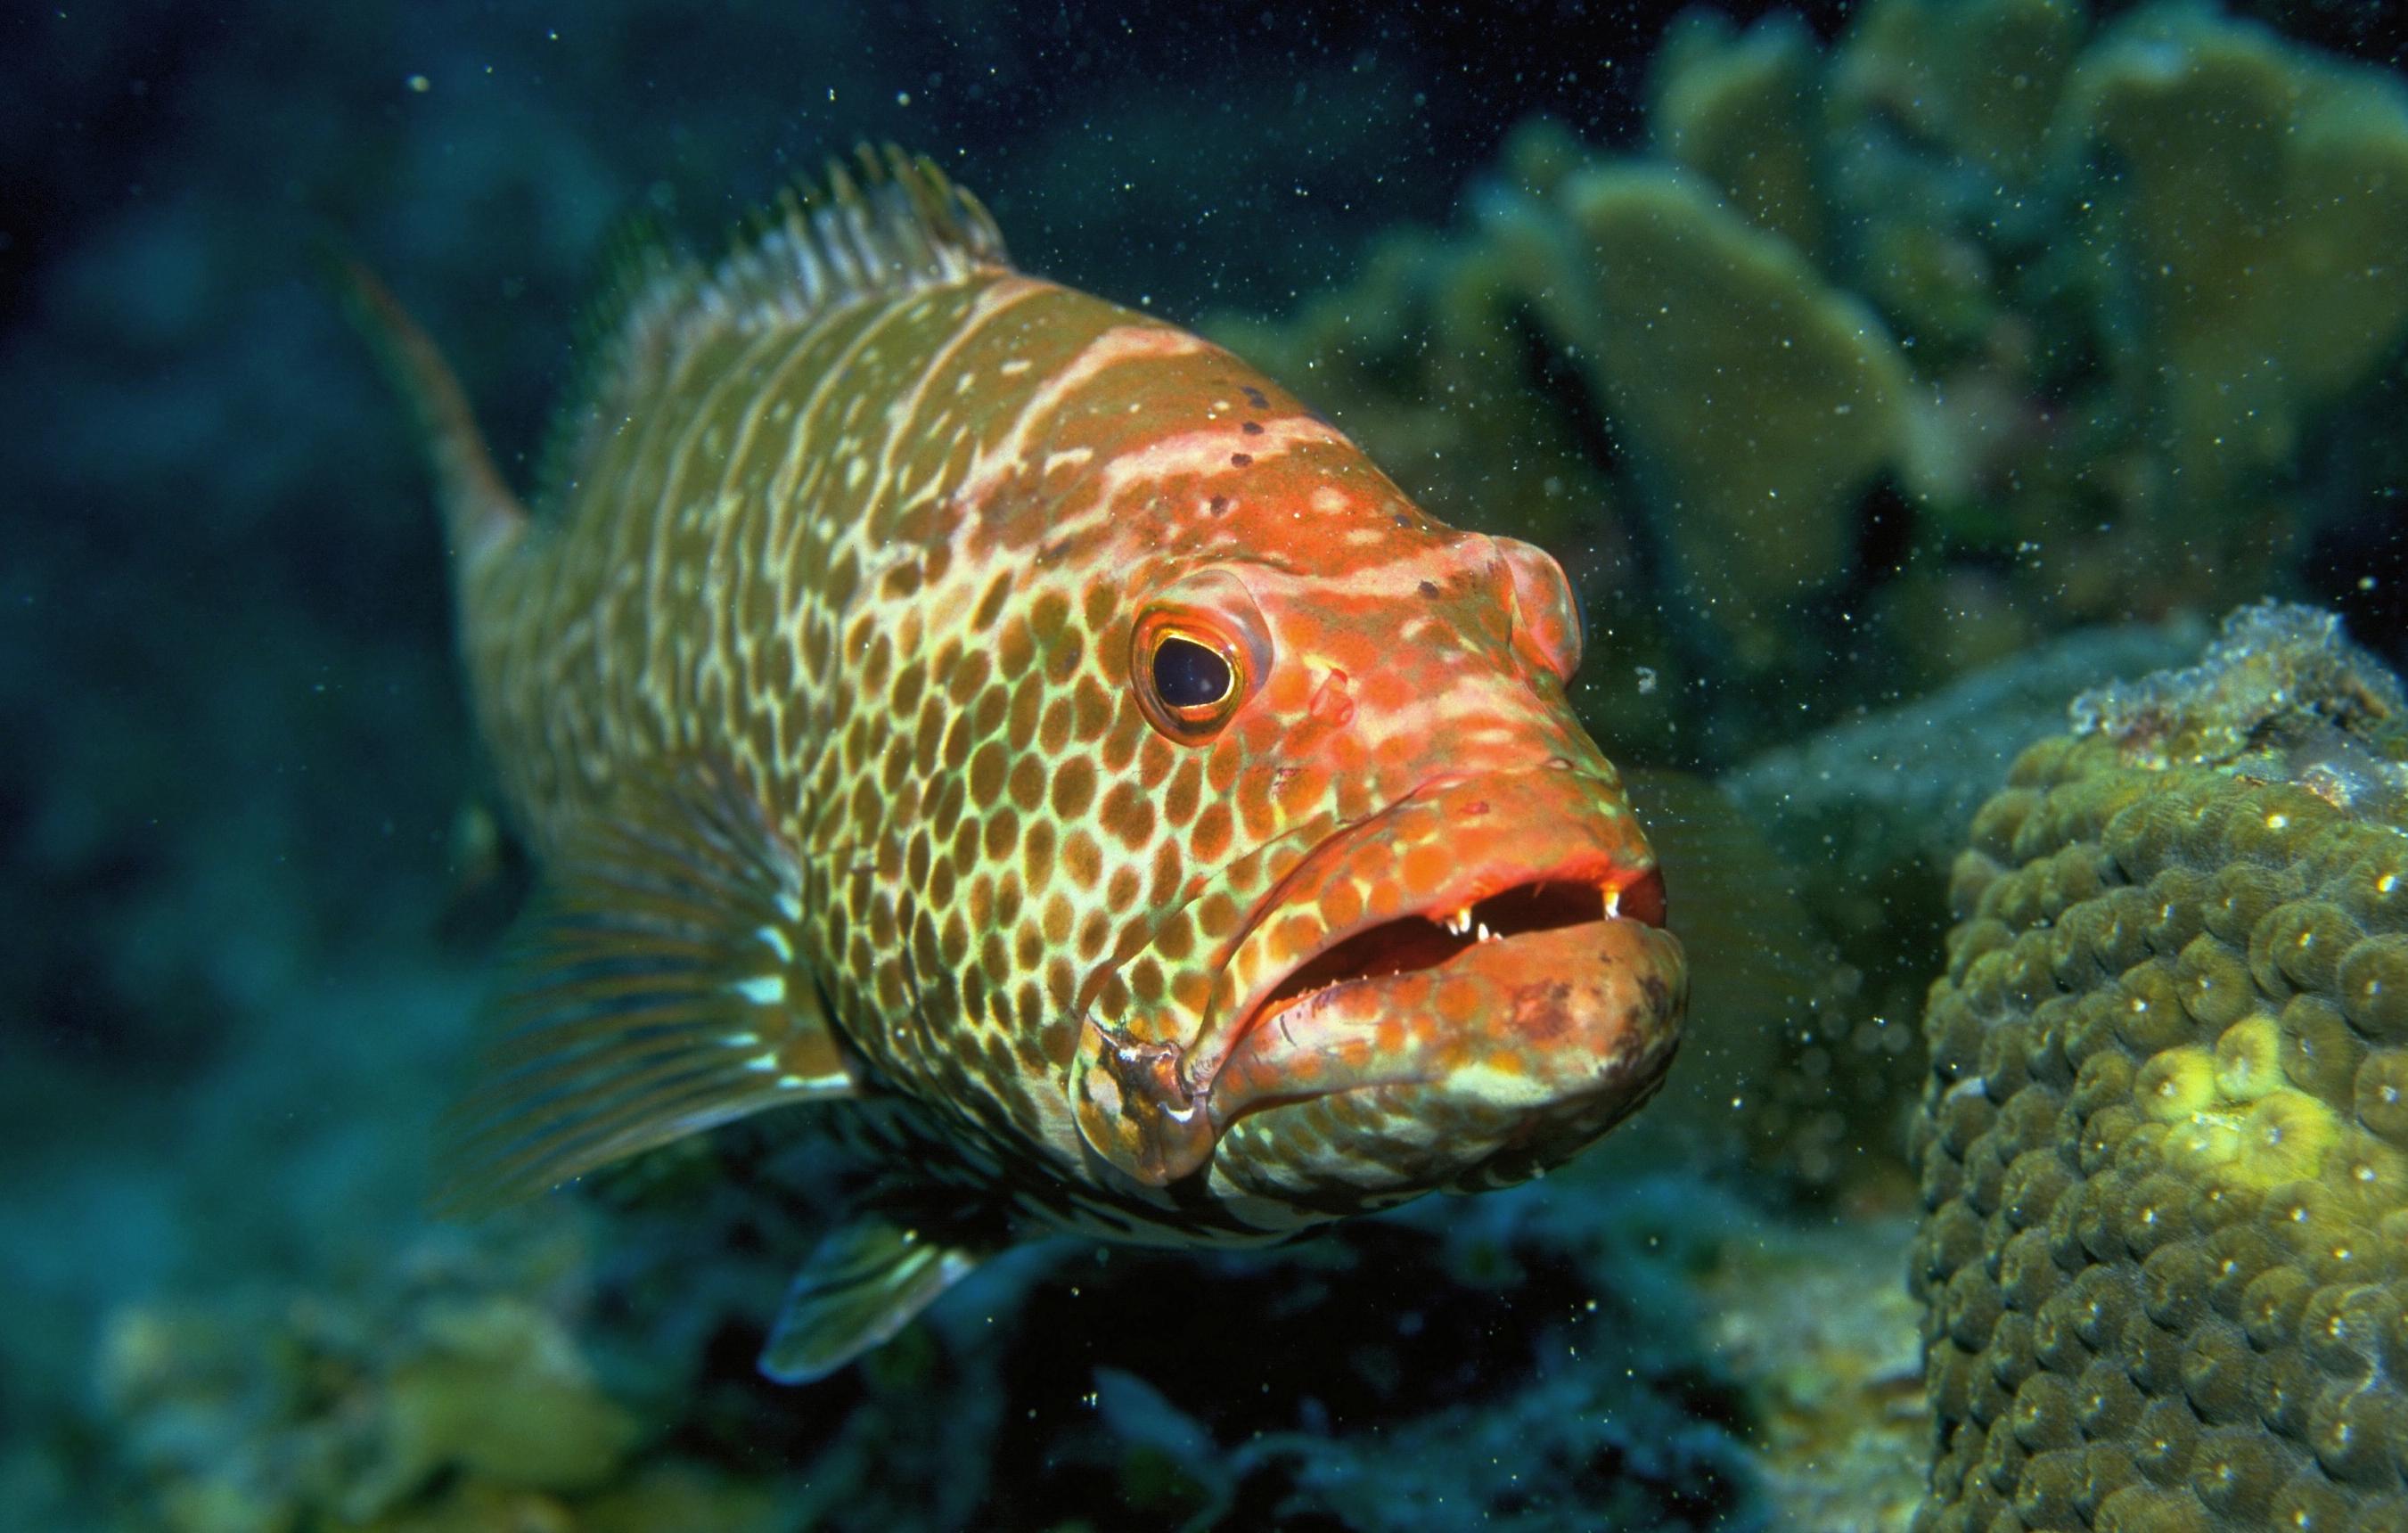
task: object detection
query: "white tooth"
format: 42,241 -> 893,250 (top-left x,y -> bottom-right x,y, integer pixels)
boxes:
1477,922 -> 1494,943
1604,887 -> 1621,919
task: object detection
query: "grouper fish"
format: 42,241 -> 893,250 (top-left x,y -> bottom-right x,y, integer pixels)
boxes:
352,146 -> 1687,1381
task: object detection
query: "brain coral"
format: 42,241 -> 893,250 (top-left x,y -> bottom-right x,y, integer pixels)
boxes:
1913,603 -> 2408,1530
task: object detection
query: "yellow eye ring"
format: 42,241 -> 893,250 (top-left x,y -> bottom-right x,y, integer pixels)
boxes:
1132,618 -> 1249,742
1152,632 -> 1234,709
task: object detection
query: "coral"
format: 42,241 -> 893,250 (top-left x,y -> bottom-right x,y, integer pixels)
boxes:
1034,1172 -> 1914,1530
1912,602 -> 2408,1529
1731,619 -> 2210,919
1497,163 -> 1910,676
2070,602 -> 2408,782
94,1219 -> 790,1533
1700,1215 -> 1929,1532
1206,0 -> 2408,759
95,1137 -> 1917,1531
2061,9 -> 2408,493
1698,619 -> 2204,1188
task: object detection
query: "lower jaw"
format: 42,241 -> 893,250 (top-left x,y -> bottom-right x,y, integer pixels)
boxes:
1207,1034 -> 1680,1213
1204,916 -> 1686,1139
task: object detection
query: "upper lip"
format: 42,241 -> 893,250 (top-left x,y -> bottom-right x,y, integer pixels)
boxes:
1241,865 -> 1646,1038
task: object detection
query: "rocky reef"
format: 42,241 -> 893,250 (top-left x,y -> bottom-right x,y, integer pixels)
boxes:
1914,603 -> 2408,1529
94,1160 -> 1924,1531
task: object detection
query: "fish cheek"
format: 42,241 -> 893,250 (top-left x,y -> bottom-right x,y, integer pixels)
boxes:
1100,779 -> 1155,853
1162,756 -> 1203,830
1236,771 -> 1282,844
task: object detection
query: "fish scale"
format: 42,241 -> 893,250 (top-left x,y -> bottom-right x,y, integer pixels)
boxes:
342,144 -> 1687,1381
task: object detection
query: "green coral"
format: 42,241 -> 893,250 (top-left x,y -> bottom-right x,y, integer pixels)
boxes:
1912,603 -> 2408,1529
2064,9 -> 2408,488
1650,11 -> 1827,254
1502,164 -> 1911,674
1207,0 -> 2408,758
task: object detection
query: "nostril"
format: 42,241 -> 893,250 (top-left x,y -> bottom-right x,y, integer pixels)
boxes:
1608,866 -> 1667,928
1494,536 -> 1584,683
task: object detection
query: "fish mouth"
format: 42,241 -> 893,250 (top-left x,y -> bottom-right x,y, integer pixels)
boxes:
1241,872 -> 1662,1047
1187,766 -> 1681,1135
1064,764 -> 1685,1193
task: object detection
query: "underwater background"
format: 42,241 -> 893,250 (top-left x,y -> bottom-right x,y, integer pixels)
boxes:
7,1 -> 2408,1528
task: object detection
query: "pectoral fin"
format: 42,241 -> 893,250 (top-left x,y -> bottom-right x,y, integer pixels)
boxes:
759,1212 -> 990,1383
434,758 -> 856,1214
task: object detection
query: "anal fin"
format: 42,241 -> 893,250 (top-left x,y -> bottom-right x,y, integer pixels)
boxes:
759,1211 -> 990,1384
435,758 -> 856,1215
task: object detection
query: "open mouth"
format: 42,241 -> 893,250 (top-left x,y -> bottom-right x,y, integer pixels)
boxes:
1244,868 -> 1667,1040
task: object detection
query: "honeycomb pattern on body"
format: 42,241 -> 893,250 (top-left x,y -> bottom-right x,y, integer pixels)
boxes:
445,160 -> 1683,1245
1913,729 -> 2408,1532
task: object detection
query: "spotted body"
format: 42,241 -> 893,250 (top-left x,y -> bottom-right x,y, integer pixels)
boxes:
351,148 -> 1685,1379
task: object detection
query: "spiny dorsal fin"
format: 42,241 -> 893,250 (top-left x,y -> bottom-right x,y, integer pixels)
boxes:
324,250 -> 528,582
433,758 -> 859,1216
536,143 -> 1012,513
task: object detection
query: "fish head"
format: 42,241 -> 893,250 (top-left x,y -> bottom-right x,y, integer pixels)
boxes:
1069,454 -> 1686,1221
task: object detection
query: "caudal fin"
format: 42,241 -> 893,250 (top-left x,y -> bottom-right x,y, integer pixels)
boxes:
324,248 -> 527,582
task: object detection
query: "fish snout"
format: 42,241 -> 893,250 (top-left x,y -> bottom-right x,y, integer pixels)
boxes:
1191,766 -> 1687,1208
1204,904 -> 1684,1207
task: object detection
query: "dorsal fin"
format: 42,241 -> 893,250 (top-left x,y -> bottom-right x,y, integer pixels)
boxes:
536,143 -> 1012,513
325,250 -> 529,583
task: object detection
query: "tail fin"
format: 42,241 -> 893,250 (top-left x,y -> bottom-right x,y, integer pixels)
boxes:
324,247 -> 527,583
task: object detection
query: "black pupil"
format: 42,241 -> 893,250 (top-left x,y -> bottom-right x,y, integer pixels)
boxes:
1153,635 -> 1233,709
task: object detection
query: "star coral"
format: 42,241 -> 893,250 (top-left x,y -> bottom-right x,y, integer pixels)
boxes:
1913,603 -> 2408,1529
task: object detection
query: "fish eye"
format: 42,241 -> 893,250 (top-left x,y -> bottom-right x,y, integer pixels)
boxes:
1127,572 -> 1271,745
1130,614 -> 1254,744
1152,634 -> 1233,709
